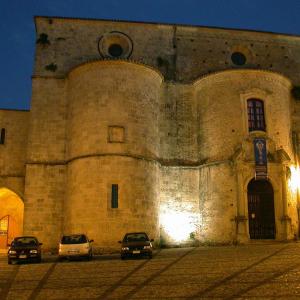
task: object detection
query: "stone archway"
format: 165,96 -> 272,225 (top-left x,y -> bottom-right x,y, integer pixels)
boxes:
247,179 -> 275,239
0,188 -> 24,250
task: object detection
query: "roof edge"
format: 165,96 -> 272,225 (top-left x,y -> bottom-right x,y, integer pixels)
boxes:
34,15 -> 300,39
0,108 -> 30,112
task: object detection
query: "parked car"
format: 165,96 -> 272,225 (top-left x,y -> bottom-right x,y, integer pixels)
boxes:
119,232 -> 153,259
58,234 -> 93,260
7,236 -> 42,264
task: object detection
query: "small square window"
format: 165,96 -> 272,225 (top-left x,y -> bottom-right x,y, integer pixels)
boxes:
108,126 -> 125,143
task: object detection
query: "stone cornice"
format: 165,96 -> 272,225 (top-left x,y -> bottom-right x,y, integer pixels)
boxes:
33,63 -> 293,89
32,59 -> 164,82
193,69 -> 292,89
0,108 -> 30,113
31,75 -> 65,80
0,174 -> 25,178
28,155 -> 290,169
67,59 -> 164,82
25,153 -> 232,169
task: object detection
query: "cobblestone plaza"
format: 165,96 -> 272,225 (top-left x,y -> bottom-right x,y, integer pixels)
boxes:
2,243 -> 300,299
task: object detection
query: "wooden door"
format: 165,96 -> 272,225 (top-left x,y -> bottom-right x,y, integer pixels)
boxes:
248,179 -> 275,239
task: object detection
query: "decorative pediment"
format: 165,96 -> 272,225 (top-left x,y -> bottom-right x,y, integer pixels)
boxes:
232,136 -> 289,164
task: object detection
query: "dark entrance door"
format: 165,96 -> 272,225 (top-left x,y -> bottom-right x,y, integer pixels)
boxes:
247,179 -> 275,239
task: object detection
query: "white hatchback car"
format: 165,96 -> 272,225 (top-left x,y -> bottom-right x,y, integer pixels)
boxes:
58,234 -> 94,260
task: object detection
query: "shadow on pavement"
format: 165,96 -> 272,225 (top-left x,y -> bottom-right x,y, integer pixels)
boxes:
189,244 -> 290,299
96,249 -> 163,299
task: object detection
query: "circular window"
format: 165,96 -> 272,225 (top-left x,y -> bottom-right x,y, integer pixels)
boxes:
98,31 -> 133,59
231,52 -> 247,65
108,44 -> 123,57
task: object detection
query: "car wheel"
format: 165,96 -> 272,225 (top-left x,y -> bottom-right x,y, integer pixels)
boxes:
148,253 -> 153,259
36,256 -> 42,263
121,255 -> 126,260
8,259 -> 12,265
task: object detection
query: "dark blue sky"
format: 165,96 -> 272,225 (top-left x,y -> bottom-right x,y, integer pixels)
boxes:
1,0 -> 300,110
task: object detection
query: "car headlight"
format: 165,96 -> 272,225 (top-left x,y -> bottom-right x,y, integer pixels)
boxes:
122,247 -> 129,250
30,250 -> 38,254
143,245 -> 151,249
9,250 -> 16,254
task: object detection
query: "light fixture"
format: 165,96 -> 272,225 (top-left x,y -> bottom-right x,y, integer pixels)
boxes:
288,165 -> 300,192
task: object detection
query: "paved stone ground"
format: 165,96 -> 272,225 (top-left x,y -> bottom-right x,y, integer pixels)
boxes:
1,242 -> 300,299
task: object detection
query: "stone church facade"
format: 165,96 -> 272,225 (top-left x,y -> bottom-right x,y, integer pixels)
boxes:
1,16 -> 300,252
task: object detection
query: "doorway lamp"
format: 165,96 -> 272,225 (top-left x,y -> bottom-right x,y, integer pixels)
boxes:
288,165 -> 300,193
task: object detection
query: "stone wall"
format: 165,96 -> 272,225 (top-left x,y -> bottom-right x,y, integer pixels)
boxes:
3,17 -> 299,250
63,60 -> 162,250
23,76 -> 67,249
199,162 -> 237,242
160,167 -> 200,245
160,83 -> 198,162
34,17 -> 300,84
195,70 -> 293,162
66,60 -> 162,160
23,164 -> 65,250
65,157 -> 159,251
0,109 -> 29,196
27,78 -> 67,163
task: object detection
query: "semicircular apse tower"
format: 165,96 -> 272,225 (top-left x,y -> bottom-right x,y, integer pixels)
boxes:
64,60 -> 163,250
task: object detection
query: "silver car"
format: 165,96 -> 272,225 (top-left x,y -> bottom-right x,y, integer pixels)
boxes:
58,234 -> 93,260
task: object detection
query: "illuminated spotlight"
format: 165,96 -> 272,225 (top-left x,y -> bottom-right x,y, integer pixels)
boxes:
288,166 -> 300,192
160,209 -> 198,243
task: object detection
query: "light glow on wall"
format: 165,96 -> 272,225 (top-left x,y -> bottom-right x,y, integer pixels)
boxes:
288,166 -> 300,192
160,205 -> 199,243
0,188 -> 11,198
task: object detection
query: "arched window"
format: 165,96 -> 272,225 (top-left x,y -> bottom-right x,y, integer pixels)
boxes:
0,128 -> 5,144
247,99 -> 266,132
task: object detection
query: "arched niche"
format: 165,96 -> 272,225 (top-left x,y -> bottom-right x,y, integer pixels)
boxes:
0,188 -> 24,249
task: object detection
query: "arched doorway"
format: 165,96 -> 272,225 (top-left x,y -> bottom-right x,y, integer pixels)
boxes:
0,188 -> 24,250
247,179 -> 275,239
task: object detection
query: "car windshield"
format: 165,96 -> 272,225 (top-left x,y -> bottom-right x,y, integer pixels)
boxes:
12,237 -> 38,246
124,233 -> 149,242
61,235 -> 88,244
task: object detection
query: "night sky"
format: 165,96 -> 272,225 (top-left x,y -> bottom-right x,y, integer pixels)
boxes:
1,0 -> 300,110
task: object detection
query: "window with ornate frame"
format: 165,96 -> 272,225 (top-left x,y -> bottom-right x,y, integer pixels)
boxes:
247,99 -> 266,132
